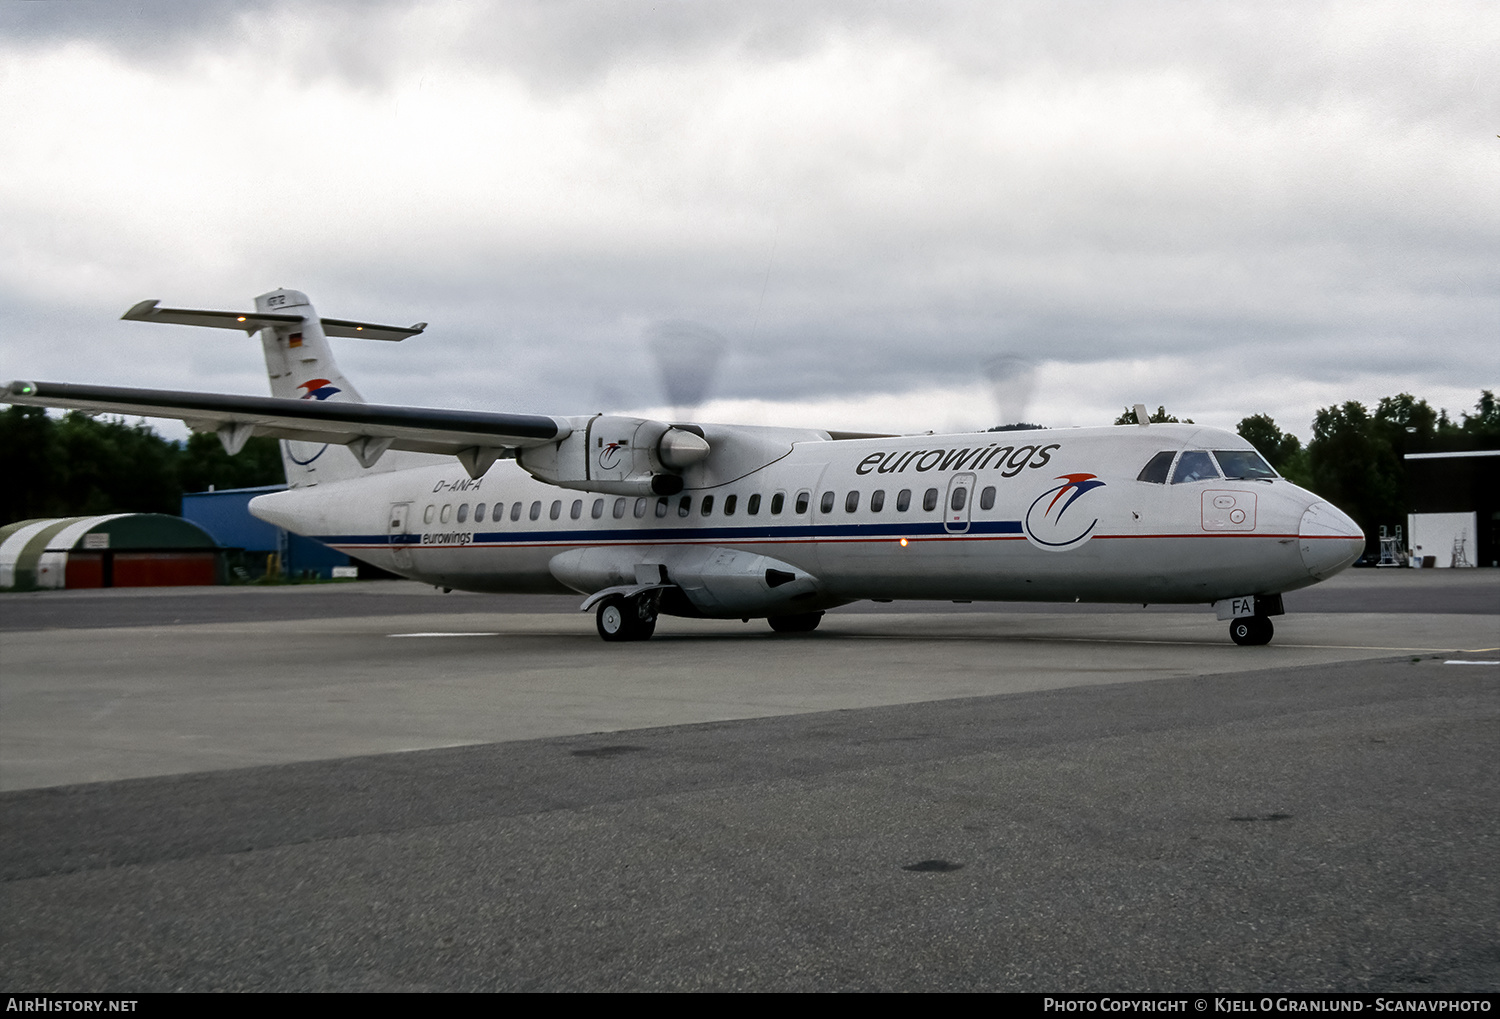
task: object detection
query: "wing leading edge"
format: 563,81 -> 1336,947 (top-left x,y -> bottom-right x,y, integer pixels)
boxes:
3,380 -> 567,474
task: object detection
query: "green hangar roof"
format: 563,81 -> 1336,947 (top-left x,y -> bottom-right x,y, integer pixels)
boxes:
0,514 -> 220,590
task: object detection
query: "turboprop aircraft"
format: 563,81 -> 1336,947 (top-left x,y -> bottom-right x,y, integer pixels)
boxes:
3,289 -> 1365,644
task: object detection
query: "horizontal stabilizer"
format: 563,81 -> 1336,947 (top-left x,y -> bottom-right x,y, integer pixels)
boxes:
3,380 -> 567,461
122,300 -> 426,341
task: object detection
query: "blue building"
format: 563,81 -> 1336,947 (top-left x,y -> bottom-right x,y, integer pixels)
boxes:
181,485 -> 355,580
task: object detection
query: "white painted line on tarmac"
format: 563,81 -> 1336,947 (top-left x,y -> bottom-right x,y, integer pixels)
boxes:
1444,660 -> 1500,665
388,632 -> 502,638
869,633 -> 1487,653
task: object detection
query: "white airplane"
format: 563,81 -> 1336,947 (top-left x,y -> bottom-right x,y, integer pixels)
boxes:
4,289 -> 1365,645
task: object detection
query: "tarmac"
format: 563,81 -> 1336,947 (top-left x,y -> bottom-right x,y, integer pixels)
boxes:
1,568 -> 1496,991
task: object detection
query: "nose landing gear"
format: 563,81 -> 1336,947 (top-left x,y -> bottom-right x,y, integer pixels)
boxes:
1229,616 -> 1274,646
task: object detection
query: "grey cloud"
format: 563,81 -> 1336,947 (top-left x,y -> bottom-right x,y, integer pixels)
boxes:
3,0 -> 1494,436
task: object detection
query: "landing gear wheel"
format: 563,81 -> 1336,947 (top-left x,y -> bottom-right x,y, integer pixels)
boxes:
768,611 -> 824,634
1229,616 -> 1274,646
596,594 -> 659,642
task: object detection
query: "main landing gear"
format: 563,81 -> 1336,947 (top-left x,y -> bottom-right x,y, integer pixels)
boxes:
768,611 -> 823,633
596,592 -> 659,642
1229,616 -> 1274,646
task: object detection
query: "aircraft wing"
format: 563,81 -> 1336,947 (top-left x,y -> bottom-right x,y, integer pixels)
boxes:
3,380 -> 567,465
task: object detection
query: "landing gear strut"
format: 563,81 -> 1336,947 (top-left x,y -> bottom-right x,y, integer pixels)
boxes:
596,592 -> 659,642
1229,616 -> 1274,646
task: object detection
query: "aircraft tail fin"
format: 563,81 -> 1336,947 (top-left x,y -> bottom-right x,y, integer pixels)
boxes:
125,288 -> 433,486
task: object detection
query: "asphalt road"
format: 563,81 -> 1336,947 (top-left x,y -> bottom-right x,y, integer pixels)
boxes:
0,570 -> 1496,991
0,566 -> 1493,632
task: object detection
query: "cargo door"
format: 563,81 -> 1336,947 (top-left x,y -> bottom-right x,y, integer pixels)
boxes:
388,502 -> 413,571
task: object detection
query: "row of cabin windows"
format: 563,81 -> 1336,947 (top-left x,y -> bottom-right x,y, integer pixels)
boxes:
418,484 -> 1000,527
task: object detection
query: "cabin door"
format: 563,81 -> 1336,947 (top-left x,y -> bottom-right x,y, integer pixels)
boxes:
944,473 -> 975,534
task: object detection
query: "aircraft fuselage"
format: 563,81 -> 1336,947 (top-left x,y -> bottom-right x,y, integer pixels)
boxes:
248,422 -> 1363,615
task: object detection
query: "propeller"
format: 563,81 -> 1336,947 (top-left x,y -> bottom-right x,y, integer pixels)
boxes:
981,353 -> 1040,430
645,319 -> 727,421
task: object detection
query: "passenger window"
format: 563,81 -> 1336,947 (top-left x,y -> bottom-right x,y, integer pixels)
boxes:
1213,450 -> 1277,480
548,500 -> 561,520
896,489 -> 911,512
748,494 -> 761,515
845,491 -> 859,512
457,503 -> 469,523
529,501 -> 542,521
1171,450 -> 1220,484
474,503 -> 486,523
634,498 -> 647,519
570,500 -> 583,520
440,504 -> 453,523
795,490 -> 810,514
979,486 -> 995,510
771,492 -> 785,515
870,490 -> 885,512
423,505 -> 435,524
950,487 -> 966,511
820,491 -> 836,514
923,488 -> 939,512
511,502 -> 523,522
591,499 -> 604,519
655,498 -> 668,518
701,495 -> 714,516
678,496 -> 692,517
613,498 -> 627,519
1137,450 -> 1175,484
724,494 -> 737,516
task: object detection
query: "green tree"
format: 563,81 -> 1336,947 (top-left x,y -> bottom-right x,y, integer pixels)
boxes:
177,432 -> 285,494
1114,405 -> 1194,425
0,410 -> 285,525
0,406 -> 66,521
1305,401 -> 1402,555
1372,393 -> 1440,458
53,413 -> 181,515
1235,413 -> 1310,487
1461,390 -> 1499,439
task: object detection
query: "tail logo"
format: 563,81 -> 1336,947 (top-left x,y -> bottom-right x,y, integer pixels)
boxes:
1023,473 -> 1106,550
298,378 -> 341,401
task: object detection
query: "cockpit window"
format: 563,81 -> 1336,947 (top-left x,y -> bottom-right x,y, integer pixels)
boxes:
1170,450 -> 1220,484
1212,450 -> 1277,480
1137,451 -> 1175,484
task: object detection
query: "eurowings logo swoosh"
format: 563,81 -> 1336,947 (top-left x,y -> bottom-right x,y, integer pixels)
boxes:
1023,473 -> 1106,550
298,378 -> 341,401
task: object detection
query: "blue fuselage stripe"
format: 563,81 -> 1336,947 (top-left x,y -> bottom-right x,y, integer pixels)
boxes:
319,518 -> 1025,546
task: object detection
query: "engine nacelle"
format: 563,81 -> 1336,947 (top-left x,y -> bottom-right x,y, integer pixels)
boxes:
518,414 -> 709,496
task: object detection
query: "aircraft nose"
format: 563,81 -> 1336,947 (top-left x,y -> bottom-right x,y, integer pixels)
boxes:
1299,501 -> 1364,579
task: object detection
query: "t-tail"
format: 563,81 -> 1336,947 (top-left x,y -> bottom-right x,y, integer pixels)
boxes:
122,288 -> 430,487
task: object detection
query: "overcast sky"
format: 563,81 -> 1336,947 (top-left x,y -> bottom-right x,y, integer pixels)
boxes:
2,0 -> 1495,440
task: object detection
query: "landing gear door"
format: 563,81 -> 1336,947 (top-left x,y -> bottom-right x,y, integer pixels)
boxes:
388,502 -> 413,571
944,473 -> 976,534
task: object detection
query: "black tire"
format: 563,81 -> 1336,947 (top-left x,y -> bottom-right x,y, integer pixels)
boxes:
1229,616 -> 1273,646
768,611 -> 824,633
597,595 -> 633,641
596,594 -> 658,642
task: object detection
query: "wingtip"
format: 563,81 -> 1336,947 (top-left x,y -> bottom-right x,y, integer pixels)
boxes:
122,300 -> 160,321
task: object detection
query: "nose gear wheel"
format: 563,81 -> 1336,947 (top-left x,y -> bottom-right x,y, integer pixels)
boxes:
1229,616 -> 1274,646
